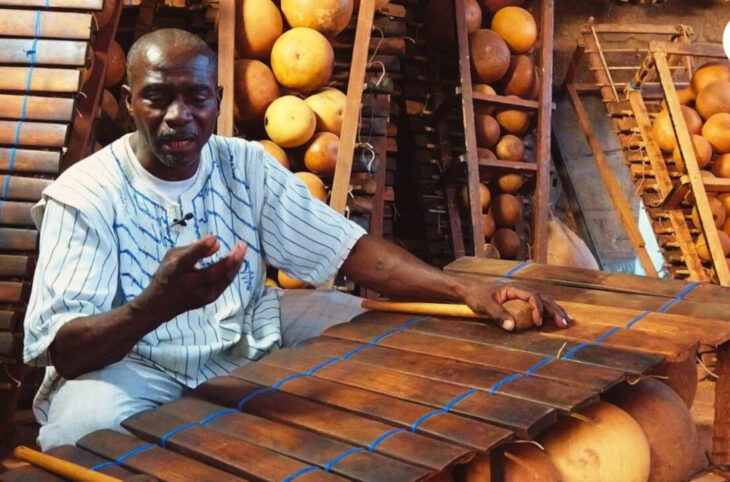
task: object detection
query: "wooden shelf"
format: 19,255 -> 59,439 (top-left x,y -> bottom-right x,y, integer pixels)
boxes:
472,92 -> 540,110
478,157 -> 538,172
703,177 -> 730,194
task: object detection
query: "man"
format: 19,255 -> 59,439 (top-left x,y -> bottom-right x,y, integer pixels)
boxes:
24,29 -> 569,450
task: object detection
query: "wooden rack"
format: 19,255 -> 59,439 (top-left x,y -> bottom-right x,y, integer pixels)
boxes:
0,0 -> 122,454
428,0 -> 553,262
562,21 -> 698,280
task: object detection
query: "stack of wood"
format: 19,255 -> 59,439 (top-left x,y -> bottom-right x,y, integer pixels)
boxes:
0,0 -> 125,453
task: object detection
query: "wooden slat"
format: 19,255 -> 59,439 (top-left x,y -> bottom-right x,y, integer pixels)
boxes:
0,176 -> 51,201
0,281 -> 25,304
0,310 -> 19,331
123,410 -> 345,482
0,39 -> 87,66
0,10 -> 92,39
713,342 -> 730,464
0,0 -> 102,8
299,336 -> 598,413
472,92 -> 540,110
478,157 -> 538,172
256,347 -> 556,439
330,0 -> 375,215
0,227 -> 37,251
587,24 -> 684,35
195,376 -> 465,475
77,430 -> 244,482
0,121 -> 67,148
566,84 -> 658,277
0,148 -> 59,174
0,254 -> 31,277
667,209 -> 709,282
650,40 -> 726,58
324,314 -> 625,391
227,363 -> 511,452
0,95 -> 75,122
0,67 -> 79,93
157,397 -> 464,481
215,0 -> 234,136
0,201 -> 35,226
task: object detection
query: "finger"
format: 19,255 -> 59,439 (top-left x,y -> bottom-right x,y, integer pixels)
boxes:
496,286 -> 545,327
175,236 -> 220,268
198,242 -> 247,284
474,300 -> 516,331
543,298 -> 570,328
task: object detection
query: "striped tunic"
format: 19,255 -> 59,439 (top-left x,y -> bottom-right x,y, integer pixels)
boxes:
23,133 -> 366,423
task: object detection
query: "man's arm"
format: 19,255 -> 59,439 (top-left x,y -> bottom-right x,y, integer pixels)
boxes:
341,235 -> 569,330
49,236 -> 246,379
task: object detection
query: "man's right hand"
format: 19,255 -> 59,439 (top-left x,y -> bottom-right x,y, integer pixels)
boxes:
130,235 -> 247,325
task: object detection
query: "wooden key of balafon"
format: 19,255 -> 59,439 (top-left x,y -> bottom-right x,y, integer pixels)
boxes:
13,446 -> 121,482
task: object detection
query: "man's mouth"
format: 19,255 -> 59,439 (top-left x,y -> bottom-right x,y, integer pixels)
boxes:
160,138 -> 195,153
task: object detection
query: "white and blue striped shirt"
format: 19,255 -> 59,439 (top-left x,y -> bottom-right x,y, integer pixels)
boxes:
23,133 -> 366,423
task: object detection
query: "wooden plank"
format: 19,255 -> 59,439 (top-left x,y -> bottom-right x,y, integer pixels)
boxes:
532,0 -> 553,263
472,92 -> 540,110
478,157 -> 538,172
299,336 -> 598,413
651,40 -> 726,59
0,228 -> 37,251
216,0 -> 234,136
330,0 -> 375,215
77,430 -> 244,482
655,50 -> 730,286
0,0 -> 102,7
255,347 -> 556,439
0,148 -> 59,174
0,176 -> 51,201
667,209 -> 709,282
157,396 -> 465,481
123,410 -> 345,482
0,281 -> 26,304
587,24 -> 684,35
0,121 -> 67,148
226,363 -> 512,452
0,310 -> 19,331
322,315 -> 625,391
195,376 -> 467,475
713,342 -> 730,464
0,201 -> 34,226
455,0 -> 484,257
0,95 -> 75,122
0,254 -> 31,277
0,39 -> 87,66
566,84 -> 658,277
0,10 -> 92,39
703,177 -> 730,194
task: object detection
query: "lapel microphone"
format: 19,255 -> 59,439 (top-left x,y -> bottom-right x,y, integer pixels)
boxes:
171,212 -> 193,228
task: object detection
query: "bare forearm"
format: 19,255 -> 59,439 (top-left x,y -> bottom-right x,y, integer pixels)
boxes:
49,302 -> 160,379
341,236 -> 469,301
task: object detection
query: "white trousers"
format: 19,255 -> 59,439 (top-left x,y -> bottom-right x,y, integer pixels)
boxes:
37,289 -> 365,450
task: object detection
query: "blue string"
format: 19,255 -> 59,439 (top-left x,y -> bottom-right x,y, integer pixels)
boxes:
525,356 -> 554,376
305,356 -> 339,375
198,408 -> 236,426
367,428 -> 405,451
323,447 -> 365,472
410,409 -> 447,432
658,281 -> 699,313
625,310 -> 650,329
236,387 -> 274,410
160,422 -> 199,448
560,342 -> 589,360
272,372 -> 309,390
282,465 -> 319,482
489,373 -> 523,394
1,177 -> 10,200
494,260 -> 530,284
443,388 -> 477,411
89,461 -> 116,471
115,443 -> 155,464
594,326 -> 622,345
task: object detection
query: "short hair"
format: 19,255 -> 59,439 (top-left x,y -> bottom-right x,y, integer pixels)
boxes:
125,28 -> 217,85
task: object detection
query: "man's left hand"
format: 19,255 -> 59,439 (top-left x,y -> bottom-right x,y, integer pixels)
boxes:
459,282 -> 571,331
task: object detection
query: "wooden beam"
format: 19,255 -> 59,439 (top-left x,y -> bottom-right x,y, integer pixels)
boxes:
216,0 -> 234,136
566,84 -> 658,277
713,342 -> 730,465
532,0 -> 553,263
654,49 -> 730,286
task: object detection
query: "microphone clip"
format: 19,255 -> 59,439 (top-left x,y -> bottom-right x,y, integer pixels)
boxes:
171,212 -> 193,228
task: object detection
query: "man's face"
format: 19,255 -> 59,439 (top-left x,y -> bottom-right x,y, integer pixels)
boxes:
124,46 -> 221,177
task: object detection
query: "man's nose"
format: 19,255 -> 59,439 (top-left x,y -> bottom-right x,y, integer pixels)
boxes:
164,97 -> 192,125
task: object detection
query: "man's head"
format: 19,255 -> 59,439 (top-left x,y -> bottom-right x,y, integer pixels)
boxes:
123,29 -> 222,180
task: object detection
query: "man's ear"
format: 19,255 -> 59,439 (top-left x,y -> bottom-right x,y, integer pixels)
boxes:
216,86 -> 224,113
122,84 -> 133,116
